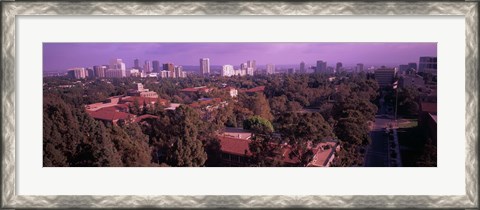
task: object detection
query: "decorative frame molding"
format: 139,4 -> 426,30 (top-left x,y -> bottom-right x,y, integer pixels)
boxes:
1,1 -> 478,208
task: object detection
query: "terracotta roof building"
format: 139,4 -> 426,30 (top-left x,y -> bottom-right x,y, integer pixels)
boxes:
240,86 -> 265,94
179,86 -> 212,93
216,133 -> 339,167
87,110 -> 136,125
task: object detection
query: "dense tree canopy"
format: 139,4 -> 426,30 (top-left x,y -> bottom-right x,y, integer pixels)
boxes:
44,72 -> 381,167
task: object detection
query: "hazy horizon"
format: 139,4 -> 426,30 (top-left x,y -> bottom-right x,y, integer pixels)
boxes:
43,42 -> 437,72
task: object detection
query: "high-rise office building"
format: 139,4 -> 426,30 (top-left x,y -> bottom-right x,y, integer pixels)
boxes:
105,69 -> 126,78
163,63 -> 174,71
399,64 -> 409,74
247,60 -> 256,71
246,67 -> 254,76
86,68 -> 95,78
163,63 -> 175,77
336,62 -> 342,73
109,59 -> 126,71
160,70 -> 169,78
143,60 -> 151,73
288,68 -> 296,74
240,62 -> 247,71
327,67 -> 335,74
374,67 -> 396,88
107,59 -> 126,78
221,65 -> 235,77
68,67 -> 86,79
152,60 -> 161,72
134,59 -> 140,69
93,65 -> 106,78
266,64 -> 275,75
299,61 -> 306,73
408,62 -> 417,71
200,58 -> 210,75
356,63 -> 364,72
418,57 -> 437,74
316,60 -> 327,73
174,65 -> 185,78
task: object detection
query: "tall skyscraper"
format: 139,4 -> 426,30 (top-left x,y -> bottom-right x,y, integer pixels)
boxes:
418,57 -> 437,74
152,60 -> 161,72
288,68 -> 296,74
316,60 -> 327,73
134,59 -> 140,69
247,60 -> 256,71
200,58 -> 210,75
299,61 -> 306,73
266,64 -> 275,75
143,60 -> 151,73
109,59 -> 126,71
336,62 -> 342,73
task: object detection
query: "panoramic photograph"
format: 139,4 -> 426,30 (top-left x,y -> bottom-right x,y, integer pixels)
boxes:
43,43 -> 437,167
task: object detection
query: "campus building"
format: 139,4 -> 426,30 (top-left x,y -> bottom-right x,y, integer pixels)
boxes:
374,67 -> 396,88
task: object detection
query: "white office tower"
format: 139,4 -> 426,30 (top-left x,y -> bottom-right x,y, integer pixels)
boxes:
200,58 -> 210,75
160,70 -> 169,78
247,60 -> 256,71
175,66 -> 185,78
109,59 -> 126,71
221,65 -> 235,77
106,58 -> 126,78
246,67 -> 254,76
240,62 -> 247,70
266,64 -> 275,74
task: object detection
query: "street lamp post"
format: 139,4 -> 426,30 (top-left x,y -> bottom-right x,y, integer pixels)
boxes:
393,81 -> 398,127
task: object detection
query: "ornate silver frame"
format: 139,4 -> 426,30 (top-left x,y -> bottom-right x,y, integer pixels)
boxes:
1,1 -> 478,209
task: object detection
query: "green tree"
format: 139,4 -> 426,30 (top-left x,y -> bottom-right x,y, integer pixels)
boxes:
164,106 -> 208,167
243,116 -> 274,134
334,110 -> 370,145
250,93 -> 274,121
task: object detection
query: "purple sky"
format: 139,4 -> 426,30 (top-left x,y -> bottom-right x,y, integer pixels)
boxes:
43,43 -> 436,71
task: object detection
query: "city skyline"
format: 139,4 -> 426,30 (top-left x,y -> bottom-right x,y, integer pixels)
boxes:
43,43 -> 437,72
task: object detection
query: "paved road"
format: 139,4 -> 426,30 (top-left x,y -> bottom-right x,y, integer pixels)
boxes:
364,116 -> 391,167
364,95 -> 392,167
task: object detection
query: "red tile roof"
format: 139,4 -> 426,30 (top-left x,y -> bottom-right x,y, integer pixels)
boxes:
217,136 -> 252,156
240,86 -> 265,93
216,135 -> 338,167
87,110 -> 135,122
96,104 -> 129,112
120,96 -> 168,106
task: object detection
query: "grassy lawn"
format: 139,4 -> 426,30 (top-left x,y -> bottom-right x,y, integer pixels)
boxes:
397,119 -> 418,129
